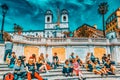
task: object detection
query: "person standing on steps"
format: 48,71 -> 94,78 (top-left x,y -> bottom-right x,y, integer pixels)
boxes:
4,38 -> 13,62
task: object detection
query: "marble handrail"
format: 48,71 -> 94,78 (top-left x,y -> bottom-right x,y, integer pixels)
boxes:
11,34 -> 111,46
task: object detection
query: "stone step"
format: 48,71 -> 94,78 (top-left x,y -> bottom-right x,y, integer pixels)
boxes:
0,65 -> 8,68
0,64 -> 7,65
0,67 -> 120,72
0,67 -> 88,71
0,63 -> 120,80
86,78 -> 120,80
43,74 -> 120,80
0,71 -> 14,76
0,71 -> 120,80
0,70 -> 94,76
0,71 -> 119,77
40,72 -> 120,77
41,75 -> 120,80
1,76 -> 120,80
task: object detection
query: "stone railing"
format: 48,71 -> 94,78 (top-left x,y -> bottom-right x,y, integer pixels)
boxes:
47,38 -> 67,42
12,34 -> 120,46
91,38 -> 108,42
117,38 -> 120,42
70,38 -> 89,42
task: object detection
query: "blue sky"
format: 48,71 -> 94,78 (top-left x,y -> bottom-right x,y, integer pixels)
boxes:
0,0 -> 120,32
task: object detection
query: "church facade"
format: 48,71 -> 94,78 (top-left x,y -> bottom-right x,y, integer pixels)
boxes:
8,9 -> 69,38
44,9 -> 69,38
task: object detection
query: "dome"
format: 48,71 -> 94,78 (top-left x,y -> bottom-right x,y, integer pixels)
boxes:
45,10 -> 53,15
61,9 -> 68,14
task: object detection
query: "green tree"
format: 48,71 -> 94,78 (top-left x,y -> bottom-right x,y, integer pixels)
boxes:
63,31 -> 71,37
98,2 -> 108,38
3,32 -> 11,41
13,23 -> 23,32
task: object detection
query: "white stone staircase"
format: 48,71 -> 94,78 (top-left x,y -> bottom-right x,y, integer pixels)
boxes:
0,63 -> 120,80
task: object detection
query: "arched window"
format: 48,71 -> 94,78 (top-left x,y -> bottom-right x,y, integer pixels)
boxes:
47,17 -> 50,22
63,16 -> 66,21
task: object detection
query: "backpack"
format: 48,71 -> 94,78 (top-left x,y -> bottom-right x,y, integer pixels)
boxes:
46,64 -> 51,70
3,73 -> 14,80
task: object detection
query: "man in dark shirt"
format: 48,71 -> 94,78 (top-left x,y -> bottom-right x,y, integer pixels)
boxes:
104,59 -> 116,75
53,53 -> 59,69
90,53 -> 96,63
69,53 -> 75,63
9,52 -> 16,68
87,60 -> 93,72
102,54 -> 106,64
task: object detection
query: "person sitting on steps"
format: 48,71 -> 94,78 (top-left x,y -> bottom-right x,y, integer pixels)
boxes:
26,57 -> 43,80
52,53 -> 59,69
13,59 -> 26,80
36,57 -> 49,73
8,52 -> 17,68
87,60 -> 93,72
90,53 -> 96,63
93,61 -> 108,77
76,55 -> 84,67
69,53 -> 75,63
62,59 -> 73,77
45,54 -> 51,66
73,59 -> 86,80
104,59 -> 116,75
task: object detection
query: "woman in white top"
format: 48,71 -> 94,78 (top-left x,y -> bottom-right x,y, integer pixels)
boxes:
85,52 -> 91,63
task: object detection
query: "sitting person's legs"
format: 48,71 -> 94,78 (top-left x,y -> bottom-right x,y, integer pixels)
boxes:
40,64 -> 49,73
53,62 -> 57,69
27,72 -> 32,80
93,69 -> 101,74
62,67 -> 70,76
110,65 -> 116,74
34,72 -> 43,80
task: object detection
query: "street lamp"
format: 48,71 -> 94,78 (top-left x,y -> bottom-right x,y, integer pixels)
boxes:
0,4 -> 9,43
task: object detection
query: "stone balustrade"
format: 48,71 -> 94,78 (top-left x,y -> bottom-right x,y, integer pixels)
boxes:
11,34 -> 120,46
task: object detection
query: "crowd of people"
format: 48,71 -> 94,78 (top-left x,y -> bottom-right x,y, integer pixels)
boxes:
3,47 -> 116,80
4,52 -> 61,80
86,53 -> 116,77
62,53 -> 86,80
62,52 -> 116,80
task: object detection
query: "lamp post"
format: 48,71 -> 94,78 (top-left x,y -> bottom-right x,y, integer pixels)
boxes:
0,4 -> 8,43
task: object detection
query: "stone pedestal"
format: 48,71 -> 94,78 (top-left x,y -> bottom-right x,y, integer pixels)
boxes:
12,44 -> 24,57
66,46 -> 71,59
0,44 -> 5,63
111,46 -> 120,64
107,46 -> 110,54
46,46 -> 52,62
